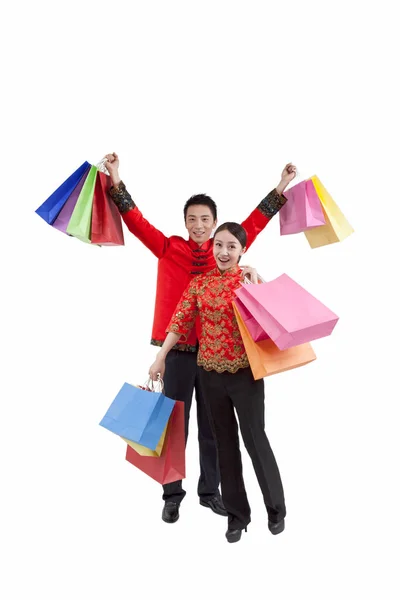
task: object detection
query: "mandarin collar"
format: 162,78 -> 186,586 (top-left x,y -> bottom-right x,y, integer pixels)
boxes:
188,237 -> 213,251
209,265 -> 241,278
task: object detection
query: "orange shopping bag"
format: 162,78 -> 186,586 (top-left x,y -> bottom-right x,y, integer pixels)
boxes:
232,302 -> 317,380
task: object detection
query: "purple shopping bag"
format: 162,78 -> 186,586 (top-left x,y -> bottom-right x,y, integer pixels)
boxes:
235,274 -> 339,350
35,161 -> 91,224
279,179 -> 326,235
52,165 -> 91,234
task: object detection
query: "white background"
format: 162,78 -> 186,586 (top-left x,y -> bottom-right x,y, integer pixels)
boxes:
1,1 -> 399,598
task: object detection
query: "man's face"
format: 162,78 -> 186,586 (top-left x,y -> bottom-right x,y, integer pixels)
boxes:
185,204 -> 217,245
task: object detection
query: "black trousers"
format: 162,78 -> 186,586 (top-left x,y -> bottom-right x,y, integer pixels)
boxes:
199,366 -> 286,530
162,350 -> 220,504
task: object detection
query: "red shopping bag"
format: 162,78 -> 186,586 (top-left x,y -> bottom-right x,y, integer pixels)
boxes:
91,171 -> 124,245
125,400 -> 185,484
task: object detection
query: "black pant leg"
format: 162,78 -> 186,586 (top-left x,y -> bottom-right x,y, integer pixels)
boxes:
227,367 -> 286,523
194,367 -> 221,500
199,368 -> 251,529
162,350 -> 196,504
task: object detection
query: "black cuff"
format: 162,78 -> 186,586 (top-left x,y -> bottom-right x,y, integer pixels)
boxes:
258,189 -> 287,218
109,181 -> 136,214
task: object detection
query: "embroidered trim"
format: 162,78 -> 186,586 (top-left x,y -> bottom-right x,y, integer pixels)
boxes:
198,354 -> 250,374
258,188 -> 287,218
109,181 -> 136,214
151,338 -> 198,352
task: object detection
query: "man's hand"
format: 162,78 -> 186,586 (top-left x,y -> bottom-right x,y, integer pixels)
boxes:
104,152 -> 121,187
276,163 -> 297,195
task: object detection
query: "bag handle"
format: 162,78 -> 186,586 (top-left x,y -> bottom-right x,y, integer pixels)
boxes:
95,158 -> 110,176
143,375 -> 165,393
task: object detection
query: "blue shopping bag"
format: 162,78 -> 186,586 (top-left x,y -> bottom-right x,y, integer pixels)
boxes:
35,161 -> 91,224
99,383 -> 176,451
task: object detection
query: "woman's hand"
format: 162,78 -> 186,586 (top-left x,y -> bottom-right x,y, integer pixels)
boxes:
104,152 -> 121,186
241,265 -> 259,284
149,353 -> 166,381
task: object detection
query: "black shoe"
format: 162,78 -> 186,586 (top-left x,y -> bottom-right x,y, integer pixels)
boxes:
162,501 -> 179,524
225,526 -> 247,543
268,518 -> 285,535
199,495 -> 228,517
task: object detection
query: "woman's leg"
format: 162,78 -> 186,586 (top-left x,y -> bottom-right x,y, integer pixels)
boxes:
226,367 -> 286,524
199,368 -> 251,530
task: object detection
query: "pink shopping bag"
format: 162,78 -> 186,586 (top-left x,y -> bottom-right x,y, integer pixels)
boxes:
279,179 -> 325,235
235,274 -> 339,350
233,297 -> 269,342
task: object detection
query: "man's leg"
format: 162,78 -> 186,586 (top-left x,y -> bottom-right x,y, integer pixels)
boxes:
161,350 -> 196,519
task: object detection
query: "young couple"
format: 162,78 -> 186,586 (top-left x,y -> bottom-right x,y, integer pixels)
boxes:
105,153 -> 296,543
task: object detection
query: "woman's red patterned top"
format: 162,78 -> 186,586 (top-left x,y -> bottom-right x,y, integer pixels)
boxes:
167,265 -> 249,373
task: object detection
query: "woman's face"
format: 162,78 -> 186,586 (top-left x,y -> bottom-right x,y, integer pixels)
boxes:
213,229 -> 245,272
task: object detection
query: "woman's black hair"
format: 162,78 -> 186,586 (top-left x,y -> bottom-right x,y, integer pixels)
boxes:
214,222 -> 247,248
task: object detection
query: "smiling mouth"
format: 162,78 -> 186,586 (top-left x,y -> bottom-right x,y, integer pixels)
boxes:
218,257 -> 230,263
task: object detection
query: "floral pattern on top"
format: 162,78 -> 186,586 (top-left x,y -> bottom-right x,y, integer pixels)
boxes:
167,266 -> 250,373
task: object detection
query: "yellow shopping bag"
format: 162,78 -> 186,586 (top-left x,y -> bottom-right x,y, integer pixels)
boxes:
121,423 -> 167,457
304,176 -> 354,248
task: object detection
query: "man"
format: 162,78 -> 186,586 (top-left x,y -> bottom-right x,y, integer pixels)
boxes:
104,152 -> 296,524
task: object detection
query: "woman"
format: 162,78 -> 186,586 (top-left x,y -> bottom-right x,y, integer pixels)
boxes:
149,222 -> 286,543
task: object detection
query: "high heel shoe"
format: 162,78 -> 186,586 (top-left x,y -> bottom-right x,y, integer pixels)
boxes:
268,518 -> 285,535
225,526 -> 247,543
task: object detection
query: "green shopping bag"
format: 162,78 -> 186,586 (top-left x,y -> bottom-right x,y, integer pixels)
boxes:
66,165 -> 97,243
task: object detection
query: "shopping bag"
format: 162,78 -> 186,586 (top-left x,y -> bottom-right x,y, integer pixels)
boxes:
235,273 -> 339,350
121,384 -> 167,456
35,161 -> 91,224
99,382 -> 175,451
122,423 -> 167,457
279,178 -> 325,235
66,165 -> 97,243
233,302 -> 316,379
125,400 -> 185,484
304,176 -> 354,248
234,297 -> 269,342
52,165 -> 91,234
90,171 -> 124,245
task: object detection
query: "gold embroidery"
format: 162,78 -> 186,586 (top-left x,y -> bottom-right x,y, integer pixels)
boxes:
151,339 -> 197,352
167,266 -> 249,373
198,354 -> 250,374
